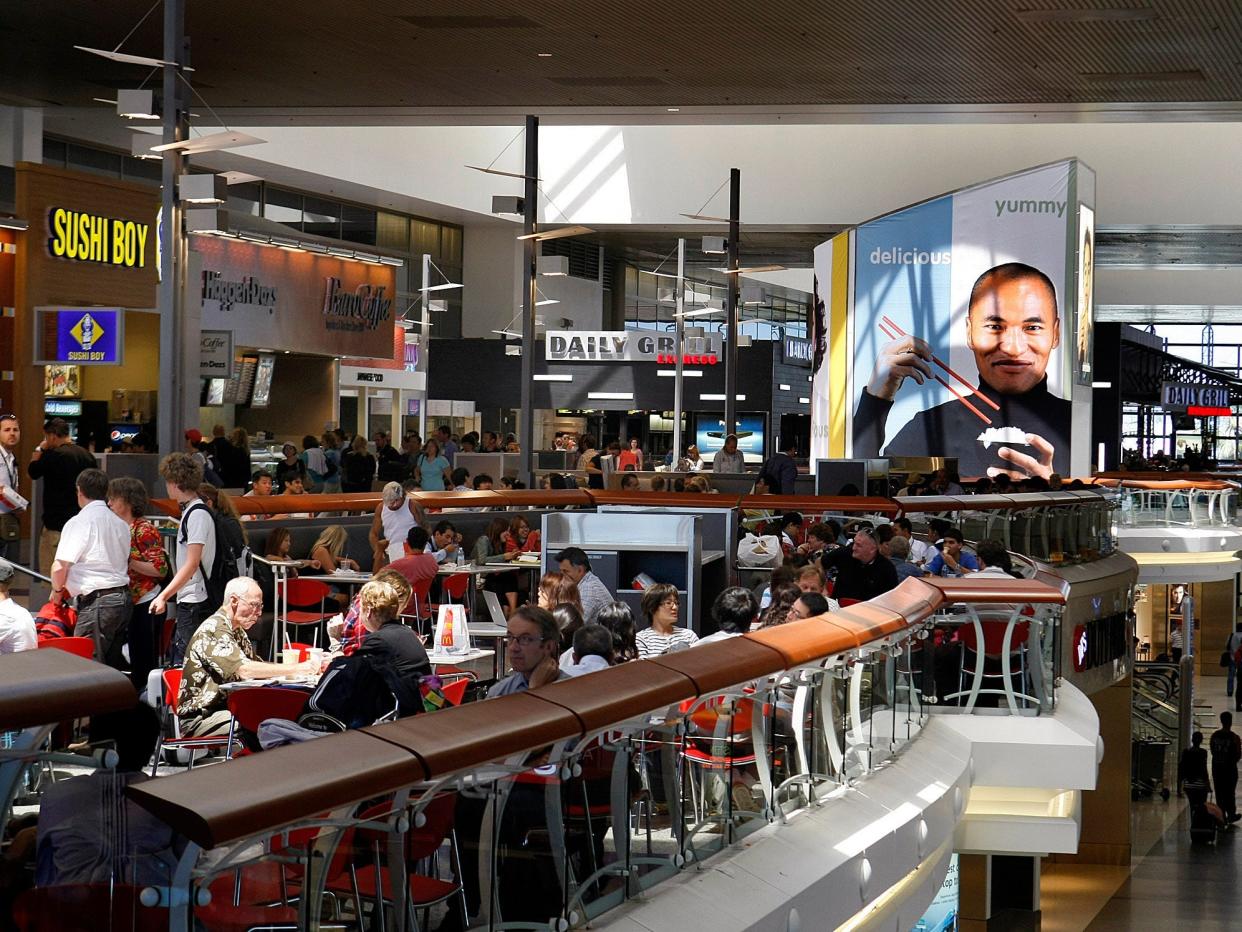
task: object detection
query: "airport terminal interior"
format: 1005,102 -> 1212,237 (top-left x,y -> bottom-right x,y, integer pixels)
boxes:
4,2 -> 1242,930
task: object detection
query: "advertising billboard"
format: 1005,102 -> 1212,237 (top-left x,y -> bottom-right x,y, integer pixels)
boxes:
813,160 -> 1093,479
35,307 -> 124,365
695,413 -> 766,456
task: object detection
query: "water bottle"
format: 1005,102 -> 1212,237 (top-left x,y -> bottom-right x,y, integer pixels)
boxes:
455,546 -> 465,566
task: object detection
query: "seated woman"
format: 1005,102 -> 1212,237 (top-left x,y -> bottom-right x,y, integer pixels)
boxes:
263,527 -> 319,579
473,517 -> 522,617
552,602 -> 584,655
330,569 -> 413,656
636,582 -> 698,658
501,516 -> 541,560
308,578 -> 430,727
310,525 -> 360,574
559,600 -> 638,669
537,571 -> 582,619
275,442 -> 309,492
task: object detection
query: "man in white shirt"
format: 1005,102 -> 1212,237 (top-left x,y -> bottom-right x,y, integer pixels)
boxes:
891,517 -> 931,565
0,561 -> 36,653
51,469 -> 131,668
0,414 -> 24,563
555,547 -> 613,625
151,453 -> 216,666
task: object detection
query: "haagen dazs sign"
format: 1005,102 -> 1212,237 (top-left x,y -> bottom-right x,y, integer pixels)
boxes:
202,271 -> 277,314
546,330 -> 722,365
322,278 -> 393,333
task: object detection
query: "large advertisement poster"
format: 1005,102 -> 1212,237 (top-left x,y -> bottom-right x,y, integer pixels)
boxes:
814,160 -> 1088,479
1076,203 -> 1095,385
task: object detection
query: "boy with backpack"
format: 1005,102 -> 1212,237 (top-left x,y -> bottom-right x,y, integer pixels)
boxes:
152,452 -> 232,666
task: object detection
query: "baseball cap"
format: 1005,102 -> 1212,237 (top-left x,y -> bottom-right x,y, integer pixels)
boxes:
185,428 -> 203,444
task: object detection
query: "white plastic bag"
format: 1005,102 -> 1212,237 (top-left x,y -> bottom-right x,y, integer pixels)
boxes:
737,533 -> 783,568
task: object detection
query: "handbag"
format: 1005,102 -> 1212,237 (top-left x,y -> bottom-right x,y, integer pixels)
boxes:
1221,651 -> 1232,668
0,513 -> 18,543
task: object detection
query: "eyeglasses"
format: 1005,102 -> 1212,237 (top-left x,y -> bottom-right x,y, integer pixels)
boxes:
660,598 -> 679,609
505,634 -> 548,647
234,597 -> 264,610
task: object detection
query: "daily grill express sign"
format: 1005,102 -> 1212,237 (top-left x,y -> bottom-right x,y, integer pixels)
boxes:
546,330 -> 722,365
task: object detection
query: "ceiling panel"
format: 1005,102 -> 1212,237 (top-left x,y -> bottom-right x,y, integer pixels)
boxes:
4,0 -> 1242,110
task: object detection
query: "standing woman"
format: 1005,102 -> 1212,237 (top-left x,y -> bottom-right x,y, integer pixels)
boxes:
414,438 -> 452,492
341,435 -> 377,493
275,443 -> 309,492
106,477 -> 168,687
617,437 -> 643,472
220,427 -> 252,489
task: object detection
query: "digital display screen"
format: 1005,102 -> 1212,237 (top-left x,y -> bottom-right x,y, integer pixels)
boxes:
695,413 -> 766,455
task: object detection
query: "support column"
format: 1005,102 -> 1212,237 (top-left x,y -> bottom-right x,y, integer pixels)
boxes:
156,0 -> 189,457
958,853 -> 1042,932
723,168 -> 740,437
518,115 -> 538,486
672,238 -> 686,462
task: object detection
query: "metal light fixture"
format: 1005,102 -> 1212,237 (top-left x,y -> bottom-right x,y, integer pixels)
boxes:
178,173 -> 227,205
183,208 -> 227,234
539,255 -> 569,276
150,130 -> 265,155
117,89 -> 159,120
131,135 -> 161,160
701,235 -> 727,254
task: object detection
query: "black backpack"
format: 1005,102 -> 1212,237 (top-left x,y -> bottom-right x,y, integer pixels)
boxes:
178,501 -> 240,609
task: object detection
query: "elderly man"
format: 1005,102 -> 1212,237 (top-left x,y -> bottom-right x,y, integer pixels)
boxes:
555,547 -> 613,624
820,527 -> 898,603
51,468 -> 131,667
488,605 -> 566,697
178,577 -> 317,741
369,481 -> 422,568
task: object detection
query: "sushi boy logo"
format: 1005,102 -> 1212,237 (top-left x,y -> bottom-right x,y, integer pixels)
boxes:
70,313 -> 102,352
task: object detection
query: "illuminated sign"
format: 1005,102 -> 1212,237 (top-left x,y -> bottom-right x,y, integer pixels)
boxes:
322,277 -> 393,332
1161,381 -> 1230,411
783,336 -> 813,367
34,307 -> 124,366
545,330 -> 722,364
47,207 -> 150,269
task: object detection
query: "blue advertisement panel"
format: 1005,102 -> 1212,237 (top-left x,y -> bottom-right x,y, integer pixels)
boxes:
831,160 -> 1082,479
695,414 -> 766,456
36,308 -> 123,365
911,854 -> 958,931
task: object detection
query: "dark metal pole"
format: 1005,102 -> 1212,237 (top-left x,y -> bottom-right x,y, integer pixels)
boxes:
519,115 -> 539,486
157,0 -> 187,457
724,167 -> 741,437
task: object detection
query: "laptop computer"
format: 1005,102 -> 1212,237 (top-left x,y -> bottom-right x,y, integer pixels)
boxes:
482,590 -> 509,628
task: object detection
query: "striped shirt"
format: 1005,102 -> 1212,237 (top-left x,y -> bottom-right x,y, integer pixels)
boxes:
636,626 -> 699,659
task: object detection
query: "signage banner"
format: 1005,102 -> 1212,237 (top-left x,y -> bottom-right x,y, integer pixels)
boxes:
812,160 -> 1093,478
199,330 -> 233,378
194,236 -> 397,359
545,330 -> 722,364
34,307 -> 124,365
340,365 -> 426,391
782,336 -> 813,367
1161,381 -> 1230,411
47,207 -> 151,269
1075,204 -> 1095,385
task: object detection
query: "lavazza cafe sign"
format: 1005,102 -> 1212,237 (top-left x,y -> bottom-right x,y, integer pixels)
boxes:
546,330 -> 722,364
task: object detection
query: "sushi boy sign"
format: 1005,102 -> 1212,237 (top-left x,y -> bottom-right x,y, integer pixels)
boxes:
812,159 -> 1094,478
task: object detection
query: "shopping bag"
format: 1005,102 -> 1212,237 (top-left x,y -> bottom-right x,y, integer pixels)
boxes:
433,603 -> 469,653
737,533 -> 783,568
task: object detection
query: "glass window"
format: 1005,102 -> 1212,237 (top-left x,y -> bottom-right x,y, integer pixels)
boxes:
376,212 -> 409,251
43,138 -> 67,167
263,186 -> 303,229
227,181 -> 261,217
440,225 -> 463,267
340,204 -> 377,245
302,196 -> 339,239
66,143 -> 122,179
411,220 -> 440,260
121,156 -> 161,186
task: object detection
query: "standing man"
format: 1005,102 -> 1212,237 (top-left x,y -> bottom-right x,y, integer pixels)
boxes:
27,418 -> 96,576
711,433 -> 746,474
436,425 -> 458,465
374,431 -> 405,484
758,437 -> 799,495
555,547 -> 614,624
151,453 -> 216,667
50,469 -> 131,668
1210,711 -> 1242,824
0,414 -> 24,563
369,481 -> 421,569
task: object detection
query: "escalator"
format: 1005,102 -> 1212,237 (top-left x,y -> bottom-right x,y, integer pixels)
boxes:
1132,662 -> 1182,799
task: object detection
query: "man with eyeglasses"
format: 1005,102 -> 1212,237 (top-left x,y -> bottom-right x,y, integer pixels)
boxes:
820,527 -> 898,603
178,577 -> 317,743
487,605 -> 566,698
0,414 -> 23,562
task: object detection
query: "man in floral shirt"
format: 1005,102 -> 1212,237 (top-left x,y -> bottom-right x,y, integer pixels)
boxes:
178,577 -> 316,741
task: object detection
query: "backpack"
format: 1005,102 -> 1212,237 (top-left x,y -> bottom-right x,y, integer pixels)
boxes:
179,501 -> 240,609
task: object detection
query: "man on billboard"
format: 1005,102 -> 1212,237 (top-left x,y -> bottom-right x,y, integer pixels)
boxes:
853,262 -> 1070,479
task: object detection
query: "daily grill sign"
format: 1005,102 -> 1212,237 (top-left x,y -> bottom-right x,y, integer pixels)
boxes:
1160,381 -> 1231,412
545,330 -> 722,365
47,207 -> 150,269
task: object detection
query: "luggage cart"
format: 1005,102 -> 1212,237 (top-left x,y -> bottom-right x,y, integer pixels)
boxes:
1131,738 -> 1170,800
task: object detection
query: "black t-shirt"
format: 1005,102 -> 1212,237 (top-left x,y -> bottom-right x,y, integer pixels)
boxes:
587,453 -> 604,490
27,442 -> 96,531
341,451 -> 377,490
820,544 -> 899,602
356,624 -> 431,717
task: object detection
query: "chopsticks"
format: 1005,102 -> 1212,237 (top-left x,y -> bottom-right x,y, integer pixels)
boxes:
877,317 -> 996,426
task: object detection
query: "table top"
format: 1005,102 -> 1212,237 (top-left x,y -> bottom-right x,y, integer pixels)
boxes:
436,562 -> 522,576
467,624 -> 508,638
427,647 -> 494,664
221,647 -> 496,689
297,572 -> 371,585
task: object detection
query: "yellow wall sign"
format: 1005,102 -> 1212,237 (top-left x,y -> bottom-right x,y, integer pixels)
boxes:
47,207 -> 150,269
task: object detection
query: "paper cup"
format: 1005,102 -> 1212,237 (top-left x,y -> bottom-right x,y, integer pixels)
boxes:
281,649 -> 299,665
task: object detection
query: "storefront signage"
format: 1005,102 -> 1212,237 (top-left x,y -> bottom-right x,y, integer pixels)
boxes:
322,277 -> 393,332
339,365 -> 426,391
545,330 -> 721,364
1161,381 -> 1230,412
202,271 -> 277,313
1072,612 -> 1127,673
44,399 -> 82,417
783,336 -> 813,367
47,207 -> 150,269
34,307 -> 124,366
199,330 -> 233,378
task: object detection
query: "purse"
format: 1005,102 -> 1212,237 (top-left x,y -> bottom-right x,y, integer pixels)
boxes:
1221,650 -> 1232,668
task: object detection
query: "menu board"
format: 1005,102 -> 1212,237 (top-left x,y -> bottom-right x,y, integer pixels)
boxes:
222,354 -> 258,405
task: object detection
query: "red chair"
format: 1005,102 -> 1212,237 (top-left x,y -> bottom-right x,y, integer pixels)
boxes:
151,668 -> 233,776
439,573 -> 470,604
13,884 -> 166,932
326,795 -> 466,928
403,576 -> 434,632
38,637 -> 95,660
681,698 -> 760,822
951,616 -> 1034,711
225,687 -> 310,759
283,579 -> 333,649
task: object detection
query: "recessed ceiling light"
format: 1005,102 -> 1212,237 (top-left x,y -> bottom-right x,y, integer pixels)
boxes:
667,107 -> 680,112
537,52 -> 553,57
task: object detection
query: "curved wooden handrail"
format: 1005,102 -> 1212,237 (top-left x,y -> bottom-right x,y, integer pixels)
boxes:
0,649 -> 137,731
126,573 -> 1065,850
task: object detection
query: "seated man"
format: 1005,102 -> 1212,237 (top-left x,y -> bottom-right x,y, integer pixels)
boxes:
472,474 -> 494,491
451,467 -> 471,493
488,606 -> 566,697
35,706 -> 182,887
178,577 -> 317,740
242,470 -> 274,520
0,562 -> 36,654
555,547 -> 613,624
924,527 -> 980,578
795,566 -> 842,611
426,519 -> 461,564
308,579 -> 430,726
699,586 -> 759,644
563,624 -> 613,677
820,527 -> 898,603
388,526 -> 439,618
887,535 -> 925,583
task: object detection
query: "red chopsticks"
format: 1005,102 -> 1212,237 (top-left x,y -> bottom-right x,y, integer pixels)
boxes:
877,316 -> 996,426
